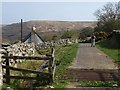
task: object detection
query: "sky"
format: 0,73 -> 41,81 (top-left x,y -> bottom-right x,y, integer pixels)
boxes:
1,0 -> 119,24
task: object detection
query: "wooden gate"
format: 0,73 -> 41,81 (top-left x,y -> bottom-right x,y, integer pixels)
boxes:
2,48 -> 56,85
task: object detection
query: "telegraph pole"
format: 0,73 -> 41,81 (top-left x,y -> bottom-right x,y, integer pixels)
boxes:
21,19 -> 23,42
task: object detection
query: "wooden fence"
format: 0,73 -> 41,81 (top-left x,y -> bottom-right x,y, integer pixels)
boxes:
2,48 -> 56,85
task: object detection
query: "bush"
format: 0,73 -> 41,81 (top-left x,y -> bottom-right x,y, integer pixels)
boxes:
94,31 -> 110,42
61,30 -> 79,39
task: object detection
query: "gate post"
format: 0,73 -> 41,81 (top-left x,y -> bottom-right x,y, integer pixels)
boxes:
48,55 -> 52,83
48,48 -> 55,83
51,48 -> 55,82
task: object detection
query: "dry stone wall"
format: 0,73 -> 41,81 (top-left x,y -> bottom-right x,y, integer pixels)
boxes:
36,38 -> 78,49
2,42 -> 35,56
1,42 -> 35,68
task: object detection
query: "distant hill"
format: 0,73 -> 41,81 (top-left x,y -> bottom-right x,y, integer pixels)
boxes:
2,20 -> 96,43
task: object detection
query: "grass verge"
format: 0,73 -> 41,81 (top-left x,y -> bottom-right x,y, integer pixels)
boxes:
96,38 -> 120,66
52,44 -> 79,88
78,80 -> 118,87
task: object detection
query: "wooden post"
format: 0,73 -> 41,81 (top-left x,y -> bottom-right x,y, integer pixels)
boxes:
48,57 -> 52,81
49,48 -> 55,82
6,51 -> 10,84
48,48 -> 54,82
52,48 -> 55,82
51,48 -> 55,67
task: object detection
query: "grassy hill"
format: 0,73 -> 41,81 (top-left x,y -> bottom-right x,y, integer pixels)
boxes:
2,20 -> 96,43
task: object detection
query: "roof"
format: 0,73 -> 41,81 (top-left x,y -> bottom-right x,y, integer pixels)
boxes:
23,30 -> 44,44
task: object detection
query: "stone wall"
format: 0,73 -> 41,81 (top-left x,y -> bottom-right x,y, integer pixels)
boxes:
2,42 -> 35,56
1,42 -> 35,68
36,38 -> 78,49
113,30 -> 120,40
0,38 -> 78,72
113,30 -> 120,35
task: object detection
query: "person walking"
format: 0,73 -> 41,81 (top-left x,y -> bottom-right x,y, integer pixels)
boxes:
91,33 -> 95,47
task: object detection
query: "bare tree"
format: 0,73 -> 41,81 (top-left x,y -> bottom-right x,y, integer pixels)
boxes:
94,2 -> 120,32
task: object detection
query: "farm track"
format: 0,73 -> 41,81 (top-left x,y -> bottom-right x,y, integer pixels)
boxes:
64,43 -> 120,89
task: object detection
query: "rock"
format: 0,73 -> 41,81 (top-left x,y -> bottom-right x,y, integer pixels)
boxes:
113,84 -> 118,87
6,87 -> 13,90
49,86 -> 54,88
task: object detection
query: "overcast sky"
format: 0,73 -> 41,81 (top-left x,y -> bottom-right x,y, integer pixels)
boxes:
1,0 -> 119,24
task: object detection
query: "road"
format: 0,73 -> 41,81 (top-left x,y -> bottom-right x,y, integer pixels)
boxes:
69,43 -> 118,69
65,43 -> 119,89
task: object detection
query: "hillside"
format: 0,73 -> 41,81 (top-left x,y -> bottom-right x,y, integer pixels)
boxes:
2,20 -> 96,43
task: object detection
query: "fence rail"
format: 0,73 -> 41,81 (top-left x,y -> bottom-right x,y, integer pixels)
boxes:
2,65 -> 50,75
2,55 -> 51,60
2,48 -> 56,84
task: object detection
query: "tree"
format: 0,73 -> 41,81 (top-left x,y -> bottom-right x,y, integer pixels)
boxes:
94,2 -> 120,32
